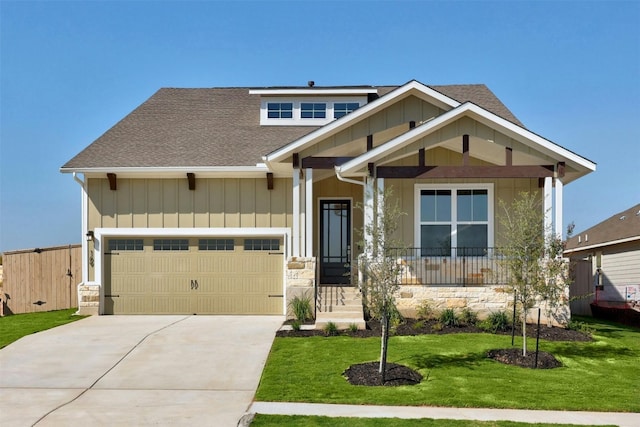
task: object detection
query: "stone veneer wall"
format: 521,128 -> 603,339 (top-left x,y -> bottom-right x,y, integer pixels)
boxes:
77,283 -> 100,315
395,285 -> 511,318
395,285 -> 570,326
285,257 -> 316,320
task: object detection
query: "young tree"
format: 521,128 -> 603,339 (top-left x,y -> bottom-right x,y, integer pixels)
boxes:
498,191 -> 570,355
357,186 -> 406,382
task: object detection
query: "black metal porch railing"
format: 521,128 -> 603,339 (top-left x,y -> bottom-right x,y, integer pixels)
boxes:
384,247 -> 509,286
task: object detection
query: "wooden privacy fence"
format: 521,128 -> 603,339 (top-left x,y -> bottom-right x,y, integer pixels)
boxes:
1,244 -> 81,315
569,259 -> 594,316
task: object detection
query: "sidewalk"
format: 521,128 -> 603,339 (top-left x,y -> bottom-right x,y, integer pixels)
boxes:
247,402 -> 639,427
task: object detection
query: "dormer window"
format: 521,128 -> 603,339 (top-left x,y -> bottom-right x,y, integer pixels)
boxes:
334,102 -> 360,119
301,103 -> 326,119
267,102 -> 293,119
251,87 -> 376,126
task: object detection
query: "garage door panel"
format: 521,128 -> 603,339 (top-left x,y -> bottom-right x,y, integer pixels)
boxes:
105,236 -> 284,315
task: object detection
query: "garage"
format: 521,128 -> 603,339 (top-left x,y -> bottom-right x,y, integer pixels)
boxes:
103,236 -> 284,315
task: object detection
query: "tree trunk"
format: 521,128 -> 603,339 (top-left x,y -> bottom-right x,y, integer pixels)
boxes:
379,312 -> 389,383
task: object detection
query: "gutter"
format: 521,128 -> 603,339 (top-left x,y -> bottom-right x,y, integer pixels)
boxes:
335,167 -> 366,187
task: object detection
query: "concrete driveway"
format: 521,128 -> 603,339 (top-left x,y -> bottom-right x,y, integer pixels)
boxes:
0,315 -> 283,426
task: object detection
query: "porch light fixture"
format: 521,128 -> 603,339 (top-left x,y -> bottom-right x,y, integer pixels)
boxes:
86,230 -> 94,242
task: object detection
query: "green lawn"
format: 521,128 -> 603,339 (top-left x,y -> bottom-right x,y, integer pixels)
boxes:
0,308 -> 87,349
251,415 -> 616,427
256,317 -> 640,412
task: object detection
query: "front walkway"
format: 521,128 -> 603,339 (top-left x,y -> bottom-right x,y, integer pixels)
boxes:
247,402 -> 639,426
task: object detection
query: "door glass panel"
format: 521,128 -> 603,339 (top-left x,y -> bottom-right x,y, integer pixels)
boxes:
320,200 -> 351,284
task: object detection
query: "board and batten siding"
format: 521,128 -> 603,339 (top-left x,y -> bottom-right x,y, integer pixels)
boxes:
86,177 -> 292,281
87,177 -> 292,230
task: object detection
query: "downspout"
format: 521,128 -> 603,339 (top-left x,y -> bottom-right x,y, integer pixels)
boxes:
72,172 -> 89,287
334,166 -> 366,187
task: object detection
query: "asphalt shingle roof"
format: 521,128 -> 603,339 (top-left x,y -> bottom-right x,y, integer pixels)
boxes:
61,84 -> 523,170
565,203 -> 640,252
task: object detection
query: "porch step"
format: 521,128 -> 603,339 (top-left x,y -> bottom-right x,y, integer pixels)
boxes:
315,286 -> 366,330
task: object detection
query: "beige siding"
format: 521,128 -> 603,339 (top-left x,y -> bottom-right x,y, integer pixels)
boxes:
301,95 -> 443,158
87,177 -> 292,231
383,148 -> 540,247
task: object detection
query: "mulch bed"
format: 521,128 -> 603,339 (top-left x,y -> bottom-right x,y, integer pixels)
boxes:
278,318 -> 591,385
486,348 -> 562,369
343,362 -> 423,386
276,318 -> 593,342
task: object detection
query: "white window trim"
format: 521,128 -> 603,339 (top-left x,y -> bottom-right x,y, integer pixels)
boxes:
259,97 -> 366,126
414,183 -> 494,251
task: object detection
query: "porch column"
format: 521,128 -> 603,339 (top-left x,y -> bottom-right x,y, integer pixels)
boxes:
292,170 -> 301,256
300,170 -> 306,257
555,178 -> 564,238
364,176 -> 374,250
376,178 -> 384,246
305,168 -> 314,257
543,176 -> 553,236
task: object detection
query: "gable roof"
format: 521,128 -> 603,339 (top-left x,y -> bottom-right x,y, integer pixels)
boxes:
565,203 -> 640,253
61,82 -> 523,172
335,101 -> 595,184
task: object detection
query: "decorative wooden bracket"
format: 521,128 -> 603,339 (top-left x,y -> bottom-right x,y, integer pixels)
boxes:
267,172 -> 274,190
187,173 -> 195,190
107,173 -> 117,191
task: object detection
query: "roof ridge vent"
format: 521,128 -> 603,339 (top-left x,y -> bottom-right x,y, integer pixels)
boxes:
308,80 -> 315,87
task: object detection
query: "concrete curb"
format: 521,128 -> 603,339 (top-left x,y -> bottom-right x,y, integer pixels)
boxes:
248,402 -> 640,427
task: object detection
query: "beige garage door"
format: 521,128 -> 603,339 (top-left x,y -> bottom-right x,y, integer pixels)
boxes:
104,237 -> 284,315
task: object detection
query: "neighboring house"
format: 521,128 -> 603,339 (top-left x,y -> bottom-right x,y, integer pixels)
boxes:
565,203 -> 640,305
61,80 -> 595,323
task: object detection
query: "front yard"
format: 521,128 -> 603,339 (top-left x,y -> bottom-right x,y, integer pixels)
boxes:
0,308 -> 86,349
255,317 -> 639,412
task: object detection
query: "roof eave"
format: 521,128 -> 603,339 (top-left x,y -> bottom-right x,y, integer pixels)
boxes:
336,102 -> 596,180
564,235 -> 640,254
60,165 -> 273,178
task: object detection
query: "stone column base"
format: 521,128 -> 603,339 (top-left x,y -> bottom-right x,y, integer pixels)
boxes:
78,282 -> 101,315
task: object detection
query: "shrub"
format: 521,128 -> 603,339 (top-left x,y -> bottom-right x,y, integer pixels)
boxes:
431,322 -> 443,331
439,308 -> 459,327
416,299 -> 436,320
480,310 -> 511,333
323,321 -> 339,336
291,320 -> 301,331
348,323 -> 359,333
412,320 -> 425,330
459,307 -> 479,326
567,320 -> 594,335
288,293 -> 313,322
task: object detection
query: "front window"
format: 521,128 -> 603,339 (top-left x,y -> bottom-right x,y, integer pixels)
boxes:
417,185 -> 492,256
301,103 -> 326,119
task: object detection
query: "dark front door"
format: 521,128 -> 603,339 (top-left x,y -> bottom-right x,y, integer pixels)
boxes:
319,200 -> 351,284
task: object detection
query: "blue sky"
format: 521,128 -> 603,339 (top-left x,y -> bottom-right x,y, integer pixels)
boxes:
1,0 -> 639,252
